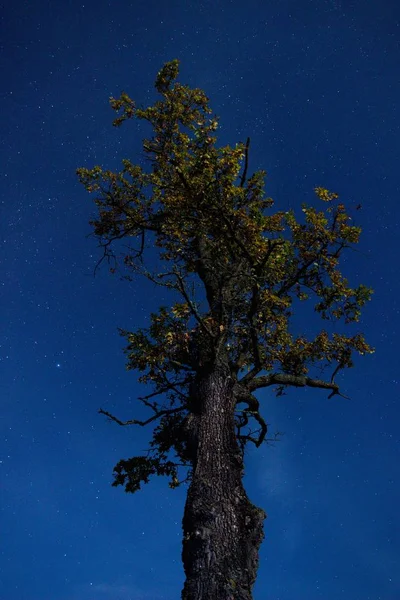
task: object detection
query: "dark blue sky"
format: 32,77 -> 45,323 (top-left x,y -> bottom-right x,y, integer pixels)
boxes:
1,1 -> 399,599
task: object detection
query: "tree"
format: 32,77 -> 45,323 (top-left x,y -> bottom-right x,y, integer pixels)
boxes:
77,60 -> 373,600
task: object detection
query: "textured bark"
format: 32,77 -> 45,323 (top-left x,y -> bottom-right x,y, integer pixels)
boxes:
181,364 -> 266,600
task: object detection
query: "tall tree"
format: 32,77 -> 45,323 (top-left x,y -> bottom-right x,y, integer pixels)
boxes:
77,60 -> 373,600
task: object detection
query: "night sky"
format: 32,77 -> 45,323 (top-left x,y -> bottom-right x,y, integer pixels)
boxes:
1,1 -> 399,599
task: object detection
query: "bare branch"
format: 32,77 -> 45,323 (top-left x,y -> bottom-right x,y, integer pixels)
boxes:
137,378 -> 189,402
156,370 -> 192,401
240,282 -> 263,383
93,242 -> 117,277
244,372 -> 350,399
98,405 -> 186,427
172,268 -> 214,338
233,388 -> 268,447
91,216 -> 155,277
135,267 -> 178,289
330,363 -> 342,384
240,137 -> 250,188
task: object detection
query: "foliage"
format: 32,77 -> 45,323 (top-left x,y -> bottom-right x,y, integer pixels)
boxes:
77,60 -> 373,492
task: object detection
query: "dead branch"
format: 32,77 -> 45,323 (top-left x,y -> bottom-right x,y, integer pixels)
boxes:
240,137 -> 250,188
98,405 -> 186,427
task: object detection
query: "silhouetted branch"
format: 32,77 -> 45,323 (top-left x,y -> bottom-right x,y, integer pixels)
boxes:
233,389 -> 268,447
240,137 -> 250,187
98,405 -> 185,427
244,373 -> 350,399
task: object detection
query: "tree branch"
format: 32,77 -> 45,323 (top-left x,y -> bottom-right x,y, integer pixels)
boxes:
240,137 -> 250,188
244,373 -> 349,399
233,387 -> 268,447
172,268 -> 214,338
98,405 -> 186,427
219,211 -> 255,266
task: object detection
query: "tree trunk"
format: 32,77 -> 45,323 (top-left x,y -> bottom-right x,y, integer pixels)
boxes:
181,365 -> 266,600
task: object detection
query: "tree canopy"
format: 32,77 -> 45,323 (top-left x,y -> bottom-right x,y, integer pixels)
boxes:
77,59 -> 374,494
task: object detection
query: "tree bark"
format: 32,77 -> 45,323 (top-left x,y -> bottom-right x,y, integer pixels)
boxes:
181,365 -> 266,600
